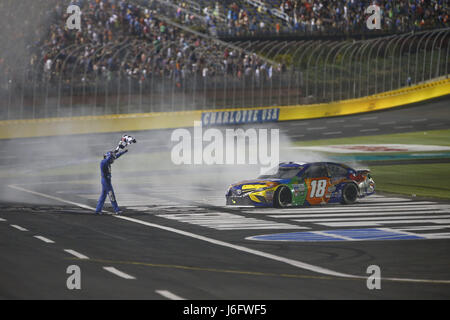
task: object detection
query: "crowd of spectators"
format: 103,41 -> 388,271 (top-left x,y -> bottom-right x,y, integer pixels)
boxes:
2,0 -> 448,90
22,0 -> 278,87
279,0 -> 449,34
180,0 -> 449,36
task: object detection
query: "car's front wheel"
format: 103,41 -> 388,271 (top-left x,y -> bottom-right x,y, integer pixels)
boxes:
274,185 -> 292,208
341,183 -> 358,205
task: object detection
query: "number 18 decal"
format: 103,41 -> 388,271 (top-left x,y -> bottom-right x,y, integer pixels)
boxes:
310,179 -> 327,198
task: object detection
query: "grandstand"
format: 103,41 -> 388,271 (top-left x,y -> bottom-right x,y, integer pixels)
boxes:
0,0 -> 449,120
154,0 -> 449,36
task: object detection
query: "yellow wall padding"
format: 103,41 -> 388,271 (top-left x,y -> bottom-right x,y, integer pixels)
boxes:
0,78 -> 448,139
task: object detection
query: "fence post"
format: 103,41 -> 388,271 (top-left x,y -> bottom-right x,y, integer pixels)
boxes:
446,36 -> 450,78
284,41 -> 303,105
366,37 -> 384,96
338,42 -> 355,100
313,42 -> 331,101
323,42 -> 343,100
414,32 -> 429,85
20,67 -> 26,119
427,30 -> 446,82
105,37 -> 132,114
305,41 -> 326,100
405,33 -> 418,87
357,40 -> 373,98
346,42 -> 361,100
421,30 -> 438,83
435,30 -> 449,78
42,44 -> 57,118
224,69 -> 228,109
113,41 -> 135,114
292,41 -> 312,104
331,42 -> 352,101
374,36 -> 390,94
69,45 -> 89,117
57,44 -> 82,117
396,33 -> 414,90
118,49 -> 134,114
382,36 -> 398,92
337,42 -> 352,101
273,42 -> 291,105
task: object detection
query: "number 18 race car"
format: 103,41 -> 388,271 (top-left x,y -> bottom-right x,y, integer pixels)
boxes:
226,162 -> 375,207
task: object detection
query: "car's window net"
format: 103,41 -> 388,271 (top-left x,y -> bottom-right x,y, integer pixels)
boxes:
327,164 -> 348,177
258,167 -> 302,179
303,165 -> 328,178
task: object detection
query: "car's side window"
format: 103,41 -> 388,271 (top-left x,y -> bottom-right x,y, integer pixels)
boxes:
327,164 -> 348,177
303,165 -> 328,178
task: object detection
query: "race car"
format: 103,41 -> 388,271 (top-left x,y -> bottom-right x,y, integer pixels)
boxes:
226,162 -> 375,207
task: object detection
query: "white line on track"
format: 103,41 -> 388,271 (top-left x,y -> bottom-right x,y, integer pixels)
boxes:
246,202 -> 431,215
0,218 -> 6,222
155,290 -> 185,300
360,197 -> 413,202
411,118 -> 427,122
379,121 -> 396,125
353,201 -> 433,206
307,127 -> 326,130
395,225 -> 450,231
326,119 -> 345,123
343,124 -> 362,128
64,249 -> 89,260
394,125 -> 413,129
318,219 -> 450,227
359,116 -> 378,120
313,231 -> 354,241
258,201 -> 436,212
289,122 -> 309,126
10,185 -> 450,285
137,139 -> 160,143
8,184 -> 97,211
292,214 -> 450,223
322,131 -> 342,135
268,205 -> 450,218
34,235 -> 55,243
115,215 -> 355,278
360,128 -> 379,132
10,224 -> 28,231
115,215 -> 450,284
157,212 -> 305,230
103,267 -> 136,280
269,210 -> 450,219
17,140 -> 48,145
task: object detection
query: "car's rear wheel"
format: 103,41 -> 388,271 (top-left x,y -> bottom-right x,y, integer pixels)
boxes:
274,185 -> 292,208
341,183 -> 358,205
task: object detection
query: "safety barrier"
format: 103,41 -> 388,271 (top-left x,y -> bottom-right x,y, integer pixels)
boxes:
279,78 -> 450,121
0,78 -> 448,139
2,29 -> 448,122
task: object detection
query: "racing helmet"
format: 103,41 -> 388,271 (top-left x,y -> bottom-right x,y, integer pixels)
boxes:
103,151 -> 117,162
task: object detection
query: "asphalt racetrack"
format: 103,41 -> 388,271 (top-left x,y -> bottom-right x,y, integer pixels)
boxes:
0,96 -> 449,299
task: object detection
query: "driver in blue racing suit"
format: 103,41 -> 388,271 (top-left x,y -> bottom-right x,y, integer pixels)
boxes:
95,149 -> 128,214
